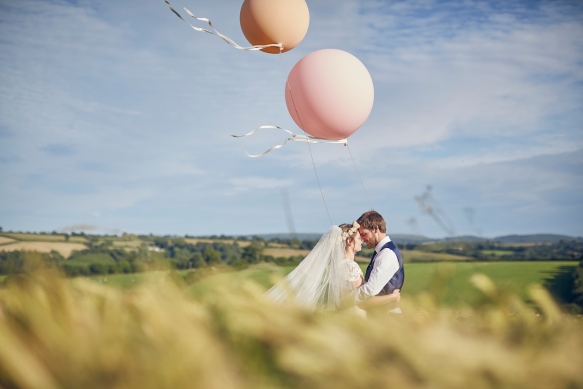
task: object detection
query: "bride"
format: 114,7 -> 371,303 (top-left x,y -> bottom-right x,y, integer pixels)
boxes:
266,222 -> 400,313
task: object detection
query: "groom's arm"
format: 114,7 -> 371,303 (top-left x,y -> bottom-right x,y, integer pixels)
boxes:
353,250 -> 399,303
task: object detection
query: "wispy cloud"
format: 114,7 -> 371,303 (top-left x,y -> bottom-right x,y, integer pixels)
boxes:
353,1 -> 583,150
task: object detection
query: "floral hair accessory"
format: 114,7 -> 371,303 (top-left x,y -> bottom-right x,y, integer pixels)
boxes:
342,221 -> 360,241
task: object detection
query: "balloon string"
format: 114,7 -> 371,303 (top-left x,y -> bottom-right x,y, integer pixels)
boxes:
231,125 -> 347,157
279,56 -> 334,226
347,144 -> 374,211
164,0 -> 283,52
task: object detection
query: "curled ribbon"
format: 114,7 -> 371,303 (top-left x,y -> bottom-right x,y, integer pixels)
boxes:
164,0 -> 284,52
232,126 -> 348,157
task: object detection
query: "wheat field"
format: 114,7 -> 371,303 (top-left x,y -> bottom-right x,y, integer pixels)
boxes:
184,238 -> 252,247
263,247 -> 311,258
0,233 -> 87,243
0,242 -> 87,258
0,237 -> 16,245
0,257 -> 582,389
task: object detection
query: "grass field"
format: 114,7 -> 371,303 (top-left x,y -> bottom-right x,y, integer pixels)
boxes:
396,261 -> 577,305
76,261 -> 578,308
89,273 -> 142,288
4,260 -> 574,307
400,249 -> 472,262
482,249 -> 515,257
357,248 -> 472,262
263,248 -> 473,262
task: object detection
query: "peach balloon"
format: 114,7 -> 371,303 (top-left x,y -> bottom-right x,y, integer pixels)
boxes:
285,49 -> 374,140
240,0 -> 309,54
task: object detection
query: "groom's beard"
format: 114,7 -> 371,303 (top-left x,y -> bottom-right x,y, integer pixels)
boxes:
366,238 -> 378,249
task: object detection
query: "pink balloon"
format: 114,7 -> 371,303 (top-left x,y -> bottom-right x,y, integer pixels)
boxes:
285,49 -> 374,140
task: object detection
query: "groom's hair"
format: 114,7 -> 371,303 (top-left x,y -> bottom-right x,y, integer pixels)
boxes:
357,211 -> 386,233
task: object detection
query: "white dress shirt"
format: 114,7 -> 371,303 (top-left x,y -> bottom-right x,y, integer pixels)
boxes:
354,236 -> 400,303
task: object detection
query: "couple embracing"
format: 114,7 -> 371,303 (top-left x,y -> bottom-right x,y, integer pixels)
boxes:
267,210 -> 404,315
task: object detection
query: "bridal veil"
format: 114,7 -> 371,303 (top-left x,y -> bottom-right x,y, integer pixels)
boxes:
266,226 -> 350,311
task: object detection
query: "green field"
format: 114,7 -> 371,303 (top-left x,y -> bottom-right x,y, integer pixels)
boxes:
359,248 -> 472,262
400,249 -> 472,261
78,261 -> 578,307
89,273 -> 143,288
481,249 -> 515,257
397,261 -> 577,305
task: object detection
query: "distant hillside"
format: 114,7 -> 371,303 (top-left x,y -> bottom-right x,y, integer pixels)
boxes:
252,232 -> 431,244
493,234 -> 577,244
251,232 -> 578,245
250,233 -> 323,241
389,234 -> 432,244
433,234 -> 577,244
442,235 -> 486,243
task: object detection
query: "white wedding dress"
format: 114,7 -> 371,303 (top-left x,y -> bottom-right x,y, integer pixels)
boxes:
342,258 -> 364,285
266,226 -> 364,313
341,258 -> 367,317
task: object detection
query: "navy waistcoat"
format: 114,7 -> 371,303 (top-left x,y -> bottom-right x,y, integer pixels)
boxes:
364,240 -> 404,295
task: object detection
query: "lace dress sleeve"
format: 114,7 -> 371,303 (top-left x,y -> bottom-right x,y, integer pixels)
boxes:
343,260 -> 364,282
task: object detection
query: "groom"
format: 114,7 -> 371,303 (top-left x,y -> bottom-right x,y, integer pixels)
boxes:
354,210 -> 404,312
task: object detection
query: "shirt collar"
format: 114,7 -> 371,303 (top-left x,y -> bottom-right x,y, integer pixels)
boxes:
374,236 -> 392,253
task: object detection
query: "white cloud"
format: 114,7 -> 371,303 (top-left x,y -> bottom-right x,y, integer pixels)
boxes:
428,139 -> 583,169
0,0 -> 581,236
352,1 -> 583,150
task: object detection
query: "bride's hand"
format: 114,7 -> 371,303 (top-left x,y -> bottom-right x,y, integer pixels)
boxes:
392,289 -> 401,302
360,289 -> 401,309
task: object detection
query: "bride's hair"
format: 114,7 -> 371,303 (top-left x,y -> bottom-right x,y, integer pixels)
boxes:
339,222 -> 359,246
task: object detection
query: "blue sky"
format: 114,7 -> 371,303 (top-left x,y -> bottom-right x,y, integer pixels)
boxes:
0,0 -> 582,238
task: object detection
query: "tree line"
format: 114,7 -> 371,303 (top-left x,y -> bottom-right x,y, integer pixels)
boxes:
1,235 -> 581,279
0,236 -> 310,277
410,239 -> 583,260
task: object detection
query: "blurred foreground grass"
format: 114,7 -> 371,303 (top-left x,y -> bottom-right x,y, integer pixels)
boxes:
1,258 -> 582,389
